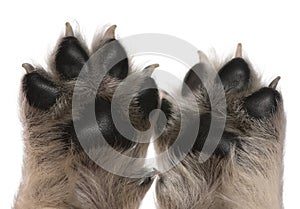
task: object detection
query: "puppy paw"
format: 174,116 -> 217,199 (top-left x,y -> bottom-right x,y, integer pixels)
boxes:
16,23 -> 158,209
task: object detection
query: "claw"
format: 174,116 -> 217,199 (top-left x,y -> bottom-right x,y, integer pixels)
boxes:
65,22 -> 74,37
235,43 -> 242,58
22,63 -> 35,73
143,63 -> 159,75
144,63 -> 159,70
269,76 -> 281,89
197,50 -> 210,64
103,25 -> 117,40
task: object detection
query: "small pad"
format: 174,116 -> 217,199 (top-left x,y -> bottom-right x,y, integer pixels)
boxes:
99,39 -> 129,80
244,87 -> 281,118
23,72 -> 60,110
218,58 -> 250,92
55,37 -> 89,80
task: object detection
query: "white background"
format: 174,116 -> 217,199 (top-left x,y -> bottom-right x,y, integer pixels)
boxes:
0,0 -> 299,208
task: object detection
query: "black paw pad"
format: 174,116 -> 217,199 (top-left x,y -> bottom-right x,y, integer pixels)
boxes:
214,131 -> 239,157
95,97 -> 134,148
192,113 -> 238,157
100,40 -> 129,80
75,97 -> 134,150
55,37 -> 89,80
23,72 -> 60,110
135,77 -> 159,119
244,87 -> 281,118
218,58 -> 250,91
182,63 -> 207,96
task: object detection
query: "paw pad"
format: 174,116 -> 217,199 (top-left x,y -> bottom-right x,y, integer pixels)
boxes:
22,69 -> 60,110
21,23 -> 159,151
244,86 -> 281,118
218,57 -> 250,92
157,43 -> 283,158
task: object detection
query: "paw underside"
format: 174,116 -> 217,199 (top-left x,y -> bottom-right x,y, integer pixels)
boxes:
22,23 -> 159,150
159,44 -> 282,157
18,22 -> 285,209
21,23 -> 282,161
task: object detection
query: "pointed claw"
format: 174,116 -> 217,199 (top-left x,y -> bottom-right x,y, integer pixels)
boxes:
197,50 -> 210,64
143,63 -> 159,75
269,76 -> 281,89
145,63 -> 159,69
235,43 -> 242,58
22,63 -> 35,73
144,63 -> 159,71
103,25 -> 117,40
65,22 -> 74,37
